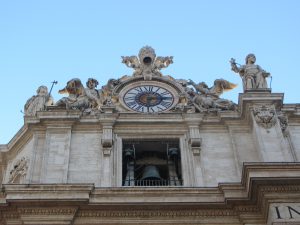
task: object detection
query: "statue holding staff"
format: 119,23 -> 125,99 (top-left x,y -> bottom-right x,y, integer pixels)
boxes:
230,54 -> 270,91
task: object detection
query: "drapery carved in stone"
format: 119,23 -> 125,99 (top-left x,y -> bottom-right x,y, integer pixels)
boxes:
253,105 -> 276,129
230,53 -> 271,91
24,86 -> 53,116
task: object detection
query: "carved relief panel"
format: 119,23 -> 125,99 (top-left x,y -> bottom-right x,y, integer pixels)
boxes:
8,157 -> 29,184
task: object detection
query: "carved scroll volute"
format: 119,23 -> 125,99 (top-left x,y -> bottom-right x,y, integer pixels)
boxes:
252,105 -> 277,129
8,157 -> 29,184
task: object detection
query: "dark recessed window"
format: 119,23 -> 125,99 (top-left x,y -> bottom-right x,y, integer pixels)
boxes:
122,139 -> 182,186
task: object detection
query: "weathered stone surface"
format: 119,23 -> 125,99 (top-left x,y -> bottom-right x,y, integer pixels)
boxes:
1,47 -> 300,225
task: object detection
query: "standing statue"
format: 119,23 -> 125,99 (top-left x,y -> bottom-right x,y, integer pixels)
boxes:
230,54 -> 270,91
24,86 -> 53,116
187,79 -> 237,111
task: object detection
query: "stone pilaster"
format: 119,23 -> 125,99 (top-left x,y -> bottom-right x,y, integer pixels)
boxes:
40,121 -> 74,183
99,114 -> 117,187
184,116 -> 204,186
239,92 -> 294,162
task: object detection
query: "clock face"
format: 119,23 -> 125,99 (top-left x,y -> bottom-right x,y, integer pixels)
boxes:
123,85 -> 175,113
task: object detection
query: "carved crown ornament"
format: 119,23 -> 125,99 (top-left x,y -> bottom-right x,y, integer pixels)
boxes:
23,46 -> 245,116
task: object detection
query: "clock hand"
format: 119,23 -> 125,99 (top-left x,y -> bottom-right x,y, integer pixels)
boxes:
161,96 -> 173,100
146,96 -> 152,105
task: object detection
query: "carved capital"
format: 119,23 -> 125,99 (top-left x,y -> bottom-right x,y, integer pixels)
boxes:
253,105 -> 276,129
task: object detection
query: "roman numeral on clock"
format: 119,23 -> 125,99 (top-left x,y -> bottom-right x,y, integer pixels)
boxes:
124,96 -> 136,101
127,101 -> 137,107
160,101 -> 172,108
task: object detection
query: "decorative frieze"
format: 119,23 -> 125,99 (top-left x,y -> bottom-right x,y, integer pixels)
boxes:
78,209 -> 237,218
18,207 -> 77,215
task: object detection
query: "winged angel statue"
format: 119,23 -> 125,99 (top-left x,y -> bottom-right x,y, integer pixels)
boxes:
187,79 -> 237,112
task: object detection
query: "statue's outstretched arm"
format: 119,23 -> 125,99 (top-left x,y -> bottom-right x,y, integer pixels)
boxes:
230,58 -> 242,74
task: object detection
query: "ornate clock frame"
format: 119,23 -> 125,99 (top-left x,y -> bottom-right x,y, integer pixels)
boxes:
114,77 -> 183,113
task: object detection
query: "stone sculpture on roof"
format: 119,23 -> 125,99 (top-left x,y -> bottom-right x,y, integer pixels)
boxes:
24,85 -> 53,116
122,46 -> 173,80
24,46 -> 240,115
55,78 -> 90,110
187,79 -> 237,111
230,53 -> 270,91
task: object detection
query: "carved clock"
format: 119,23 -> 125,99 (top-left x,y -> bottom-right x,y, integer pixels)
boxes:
119,81 -> 179,113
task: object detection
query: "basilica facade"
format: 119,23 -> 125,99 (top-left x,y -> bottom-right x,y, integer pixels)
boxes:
0,47 -> 300,225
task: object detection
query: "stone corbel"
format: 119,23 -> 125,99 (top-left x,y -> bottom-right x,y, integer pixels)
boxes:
188,125 -> 202,155
101,125 -> 113,156
189,137 -> 202,155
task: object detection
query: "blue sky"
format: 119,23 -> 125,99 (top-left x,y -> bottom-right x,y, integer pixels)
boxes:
0,0 -> 300,143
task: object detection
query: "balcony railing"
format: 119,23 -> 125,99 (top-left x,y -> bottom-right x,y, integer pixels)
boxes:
123,177 -> 183,186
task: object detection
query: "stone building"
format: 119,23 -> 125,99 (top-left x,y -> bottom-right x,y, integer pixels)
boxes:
0,47 -> 300,225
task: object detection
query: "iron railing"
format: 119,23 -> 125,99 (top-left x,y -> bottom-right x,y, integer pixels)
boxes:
123,177 -> 183,186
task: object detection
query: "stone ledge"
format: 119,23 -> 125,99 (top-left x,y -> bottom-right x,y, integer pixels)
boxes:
3,184 -> 94,202
1,163 -> 299,206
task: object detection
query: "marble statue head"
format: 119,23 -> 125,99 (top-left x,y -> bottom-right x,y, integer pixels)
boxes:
86,78 -> 99,89
245,53 -> 256,64
36,86 -> 48,96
